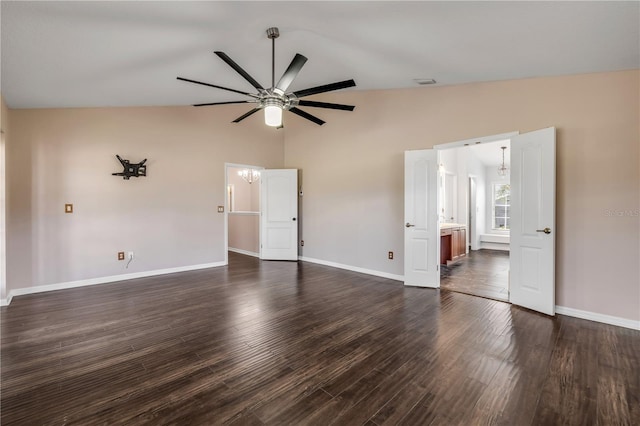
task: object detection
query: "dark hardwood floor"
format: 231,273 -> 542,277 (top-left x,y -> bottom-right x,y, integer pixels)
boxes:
2,252 -> 639,425
441,249 -> 510,302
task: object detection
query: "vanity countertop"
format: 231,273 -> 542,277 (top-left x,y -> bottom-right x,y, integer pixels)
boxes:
440,223 -> 466,230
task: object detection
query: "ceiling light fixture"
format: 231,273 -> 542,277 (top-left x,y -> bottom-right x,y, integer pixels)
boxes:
498,146 -> 508,177
238,169 -> 260,184
264,98 -> 283,127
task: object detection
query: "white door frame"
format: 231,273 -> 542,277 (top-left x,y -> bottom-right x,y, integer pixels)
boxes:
468,176 -> 477,251
433,131 -> 519,150
224,162 -> 264,265
0,130 -> 6,305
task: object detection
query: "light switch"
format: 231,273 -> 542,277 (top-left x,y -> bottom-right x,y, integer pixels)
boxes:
65,204 -> 73,213
217,206 -> 224,213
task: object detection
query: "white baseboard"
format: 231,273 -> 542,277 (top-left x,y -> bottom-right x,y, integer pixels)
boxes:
2,261 -> 226,306
228,247 -> 259,258
0,293 -> 12,307
479,243 -> 510,251
479,234 -> 510,244
555,305 -> 640,330
299,256 -> 404,282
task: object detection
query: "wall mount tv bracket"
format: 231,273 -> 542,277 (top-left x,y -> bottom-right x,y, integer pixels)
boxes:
112,155 -> 147,180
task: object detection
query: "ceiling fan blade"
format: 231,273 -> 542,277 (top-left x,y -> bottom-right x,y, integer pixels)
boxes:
193,100 -> 255,107
232,108 -> 261,123
275,53 -> 308,93
214,51 -> 265,91
297,100 -> 355,111
293,79 -> 356,98
289,107 -> 325,126
177,77 -> 258,98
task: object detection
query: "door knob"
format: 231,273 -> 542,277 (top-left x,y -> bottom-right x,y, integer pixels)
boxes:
405,222 -> 415,228
536,227 -> 551,234
292,218 -> 296,221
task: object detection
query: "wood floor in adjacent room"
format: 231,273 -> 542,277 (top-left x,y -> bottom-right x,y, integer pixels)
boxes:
2,253 -> 639,425
440,249 -> 510,302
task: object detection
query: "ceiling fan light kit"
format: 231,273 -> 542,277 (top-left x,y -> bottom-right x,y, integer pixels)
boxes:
177,27 -> 356,127
264,98 -> 284,127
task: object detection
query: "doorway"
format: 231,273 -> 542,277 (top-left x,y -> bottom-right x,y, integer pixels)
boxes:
224,165 -> 300,264
437,139 -> 511,302
225,163 -> 263,264
404,127 -> 556,315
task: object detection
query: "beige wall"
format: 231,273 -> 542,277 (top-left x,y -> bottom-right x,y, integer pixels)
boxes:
7,106 -> 283,291
284,70 -> 640,322
228,214 -> 259,254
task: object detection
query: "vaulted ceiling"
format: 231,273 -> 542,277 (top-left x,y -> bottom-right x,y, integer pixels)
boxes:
2,1 -> 638,109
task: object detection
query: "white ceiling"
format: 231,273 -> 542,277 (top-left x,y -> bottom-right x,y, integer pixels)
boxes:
1,1 -> 638,109
468,139 -> 510,168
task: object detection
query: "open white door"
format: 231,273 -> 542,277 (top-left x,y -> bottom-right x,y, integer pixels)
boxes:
404,150 -> 440,288
510,127 -> 556,315
260,169 -> 298,261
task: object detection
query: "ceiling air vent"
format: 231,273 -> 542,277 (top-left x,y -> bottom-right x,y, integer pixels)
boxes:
414,78 -> 437,85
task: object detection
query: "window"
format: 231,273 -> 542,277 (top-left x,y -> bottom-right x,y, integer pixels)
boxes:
492,183 -> 510,230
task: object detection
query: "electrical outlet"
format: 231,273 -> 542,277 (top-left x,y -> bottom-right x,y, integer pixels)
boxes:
118,252 -> 125,261
388,251 -> 394,260
217,206 -> 224,213
128,251 -> 134,260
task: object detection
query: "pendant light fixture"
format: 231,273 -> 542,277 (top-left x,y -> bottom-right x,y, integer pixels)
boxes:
497,146 -> 508,177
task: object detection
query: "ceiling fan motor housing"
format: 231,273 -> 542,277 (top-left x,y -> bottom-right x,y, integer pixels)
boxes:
264,97 -> 284,109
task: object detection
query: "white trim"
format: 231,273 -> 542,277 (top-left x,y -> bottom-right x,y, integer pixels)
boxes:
228,211 -> 260,216
434,131 -> 519,150
479,242 -> 510,251
479,234 -> 510,244
228,247 -> 259,258
0,293 -> 12,307
299,256 -> 404,282
0,130 -> 6,306
556,305 -> 640,330
1,261 -> 226,305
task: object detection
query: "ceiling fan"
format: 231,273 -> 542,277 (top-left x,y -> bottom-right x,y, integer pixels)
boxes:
177,27 -> 356,127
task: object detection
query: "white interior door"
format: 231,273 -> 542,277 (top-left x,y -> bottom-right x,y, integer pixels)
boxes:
404,149 -> 440,288
509,127 -> 556,315
260,169 -> 298,261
